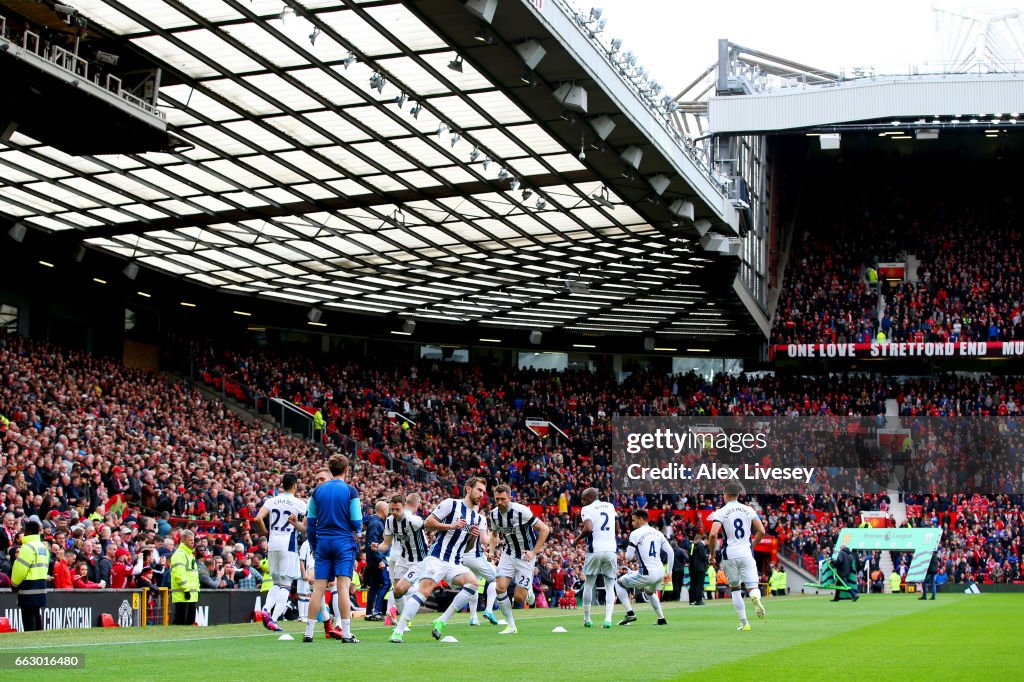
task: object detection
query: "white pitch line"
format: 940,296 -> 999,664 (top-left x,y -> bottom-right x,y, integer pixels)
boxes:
2,599 -> 738,650
0,632 -> 278,651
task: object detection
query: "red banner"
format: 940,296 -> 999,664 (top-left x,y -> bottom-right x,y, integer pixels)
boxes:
772,341 -> 1024,360
877,262 -> 906,280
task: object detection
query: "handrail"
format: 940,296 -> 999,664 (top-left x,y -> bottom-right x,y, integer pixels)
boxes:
269,396 -> 314,422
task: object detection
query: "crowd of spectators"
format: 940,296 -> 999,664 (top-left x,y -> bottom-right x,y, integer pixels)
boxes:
758,492 -> 1023,585
771,174 -> 1024,346
884,221 -> 1024,343
2,330 -> 1022,600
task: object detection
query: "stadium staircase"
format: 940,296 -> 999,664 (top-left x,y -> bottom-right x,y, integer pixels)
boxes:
163,369 -> 269,427
905,254 -> 921,283
878,396 -> 905,592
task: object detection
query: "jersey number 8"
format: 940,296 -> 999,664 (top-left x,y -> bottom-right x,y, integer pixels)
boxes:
733,518 -> 745,539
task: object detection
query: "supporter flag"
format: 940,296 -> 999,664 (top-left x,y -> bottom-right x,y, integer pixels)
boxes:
105,493 -> 128,520
525,419 -> 568,439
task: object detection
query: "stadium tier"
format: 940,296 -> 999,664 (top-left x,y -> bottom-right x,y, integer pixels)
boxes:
2,332 -> 1021,598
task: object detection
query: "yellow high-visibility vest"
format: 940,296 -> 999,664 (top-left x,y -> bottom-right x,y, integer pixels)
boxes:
170,544 -> 199,603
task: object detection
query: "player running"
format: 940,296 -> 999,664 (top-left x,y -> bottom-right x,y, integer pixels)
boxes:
389,477 -> 486,644
303,455 -> 362,643
372,493 -> 428,627
254,472 -> 306,632
708,482 -> 767,631
489,484 -> 550,634
614,509 -> 672,626
573,487 -> 618,629
463,501 -> 499,627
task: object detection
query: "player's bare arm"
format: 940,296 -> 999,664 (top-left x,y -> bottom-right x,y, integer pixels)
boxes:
287,512 -> 307,532
371,536 -> 393,553
525,519 -> 550,561
254,505 -> 269,536
573,518 -> 594,546
752,517 -> 765,548
708,521 -> 722,565
424,514 -> 467,532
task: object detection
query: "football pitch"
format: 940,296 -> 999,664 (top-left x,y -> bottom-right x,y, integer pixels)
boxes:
0,594 -> 1016,681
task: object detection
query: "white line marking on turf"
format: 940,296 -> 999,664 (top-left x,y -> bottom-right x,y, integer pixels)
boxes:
3,598 -> 749,650
2,632 -> 278,651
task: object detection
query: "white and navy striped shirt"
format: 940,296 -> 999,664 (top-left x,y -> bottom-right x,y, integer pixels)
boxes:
471,514 -> 488,559
428,498 -> 481,564
490,502 -> 540,560
384,510 -> 428,563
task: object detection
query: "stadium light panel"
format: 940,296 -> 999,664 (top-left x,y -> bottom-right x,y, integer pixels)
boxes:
516,40 -> 547,69
465,0 -> 498,23
8,222 -> 27,242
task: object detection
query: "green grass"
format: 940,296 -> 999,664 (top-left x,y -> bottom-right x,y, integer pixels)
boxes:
0,593 -> 1015,681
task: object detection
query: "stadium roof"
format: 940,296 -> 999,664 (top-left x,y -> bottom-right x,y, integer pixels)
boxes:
0,0 -> 757,342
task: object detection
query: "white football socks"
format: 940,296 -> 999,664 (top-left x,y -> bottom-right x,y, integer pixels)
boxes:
604,583 -> 616,622
496,590 -> 515,627
732,589 -> 748,625
395,593 -> 423,634
614,583 -> 632,613
485,581 -> 497,612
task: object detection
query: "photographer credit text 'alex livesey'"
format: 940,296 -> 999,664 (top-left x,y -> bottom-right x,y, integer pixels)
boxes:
612,416 -> 1024,497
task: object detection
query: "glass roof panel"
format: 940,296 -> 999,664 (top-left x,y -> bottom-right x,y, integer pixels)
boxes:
133,32 -> 262,78
319,9 -> 398,56
0,0 -> 742,337
375,56 -> 448,97
160,84 -> 241,121
365,3 -> 447,51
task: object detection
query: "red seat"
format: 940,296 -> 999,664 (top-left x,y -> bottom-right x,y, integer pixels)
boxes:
0,617 -> 15,633
101,613 -> 119,628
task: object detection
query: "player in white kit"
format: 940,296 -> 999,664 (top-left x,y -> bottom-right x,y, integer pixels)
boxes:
615,509 -> 672,626
371,493 -> 428,627
389,477 -> 486,644
708,482 -> 767,631
462,505 -> 499,626
254,472 -> 306,631
298,536 -> 340,637
573,487 -> 618,629
489,484 -> 550,634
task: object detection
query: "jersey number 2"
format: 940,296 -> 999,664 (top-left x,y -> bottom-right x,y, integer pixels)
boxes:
599,512 -> 610,531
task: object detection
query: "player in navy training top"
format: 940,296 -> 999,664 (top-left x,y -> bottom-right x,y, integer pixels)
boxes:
304,454 -> 362,643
